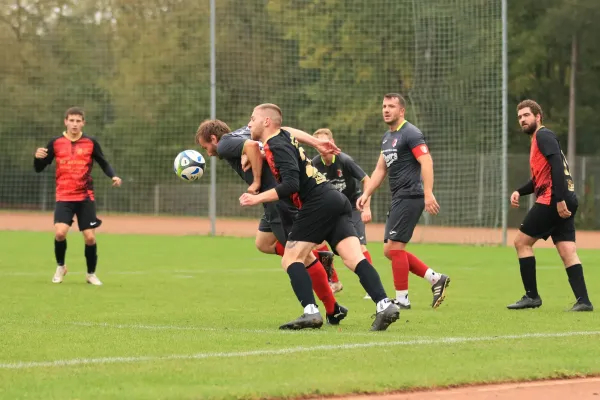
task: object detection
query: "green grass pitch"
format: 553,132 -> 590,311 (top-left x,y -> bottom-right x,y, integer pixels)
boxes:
0,231 -> 599,399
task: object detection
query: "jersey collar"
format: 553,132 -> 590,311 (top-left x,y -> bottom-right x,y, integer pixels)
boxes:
393,119 -> 407,132
264,129 -> 281,143
321,155 -> 335,166
63,131 -> 83,142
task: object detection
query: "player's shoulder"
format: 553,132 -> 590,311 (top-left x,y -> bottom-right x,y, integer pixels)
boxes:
536,127 -> 557,139
267,129 -> 292,146
337,152 -> 355,164
403,121 -> 423,136
311,154 -> 322,166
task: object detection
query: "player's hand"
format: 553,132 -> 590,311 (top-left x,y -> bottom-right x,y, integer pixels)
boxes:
239,193 -> 259,207
247,181 -> 260,195
424,192 -> 440,215
112,177 -> 122,187
241,154 -> 250,172
557,200 -> 572,219
35,148 -> 48,159
510,191 -> 520,208
315,138 -> 340,156
356,194 -> 369,211
361,207 -> 372,223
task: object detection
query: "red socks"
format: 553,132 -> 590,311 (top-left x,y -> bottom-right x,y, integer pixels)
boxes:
363,250 -> 372,264
406,252 -> 428,277
275,241 -> 285,256
389,249 -> 409,291
306,260 -> 336,314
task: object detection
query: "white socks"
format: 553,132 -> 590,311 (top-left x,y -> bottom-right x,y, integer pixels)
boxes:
395,290 -> 410,306
424,268 -> 441,285
304,304 -> 319,314
376,298 -> 394,313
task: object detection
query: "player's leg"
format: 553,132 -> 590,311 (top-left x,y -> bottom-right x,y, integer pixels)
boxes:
278,239 -> 323,330
351,209 -> 373,300
327,193 -> 400,331
302,251 -> 348,325
255,214 -> 278,254
552,201 -> 593,311
76,200 -> 103,286
507,203 -> 554,309
267,205 -> 345,322
333,236 -> 400,331
52,202 -> 75,283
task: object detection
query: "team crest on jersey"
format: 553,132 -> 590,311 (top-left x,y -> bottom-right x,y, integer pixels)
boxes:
392,138 -> 398,147
76,148 -> 84,155
337,169 -> 343,177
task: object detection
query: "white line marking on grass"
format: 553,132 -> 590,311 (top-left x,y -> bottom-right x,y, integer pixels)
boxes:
1,331 -> 599,370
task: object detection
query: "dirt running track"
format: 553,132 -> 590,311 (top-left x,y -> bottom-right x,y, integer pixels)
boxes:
2,210 -> 600,399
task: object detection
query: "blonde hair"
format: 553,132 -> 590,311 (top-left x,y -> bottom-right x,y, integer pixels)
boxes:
255,103 -> 282,125
313,128 -> 333,140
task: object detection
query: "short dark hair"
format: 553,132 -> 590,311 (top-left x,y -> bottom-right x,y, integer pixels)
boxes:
517,100 -> 543,123
384,93 -> 406,108
195,119 -> 232,144
64,107 -> 85,120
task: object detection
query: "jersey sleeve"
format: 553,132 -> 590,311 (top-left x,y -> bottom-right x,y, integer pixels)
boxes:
33,139 -> 56,172
216,134 -> 248,159
405,128 -> 429,158
340,153 -> 367,181
536,130 -> 560,157
91,138 -> 116,178
269,141 -> 300,199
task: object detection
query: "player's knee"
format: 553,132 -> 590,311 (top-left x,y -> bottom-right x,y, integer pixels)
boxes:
383,244 -> 393,260
557,242 -> 579,265
360,244 -> 368,253
82,232 -> 96,246
55,231 -> 67,241
255,238 -> 272,254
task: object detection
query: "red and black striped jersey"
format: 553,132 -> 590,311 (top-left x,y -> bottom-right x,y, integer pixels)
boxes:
34,133 -> 116,202
263,129 -> 329,209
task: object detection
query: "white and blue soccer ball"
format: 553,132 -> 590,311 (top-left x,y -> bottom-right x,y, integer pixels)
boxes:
174,150 -> 206,181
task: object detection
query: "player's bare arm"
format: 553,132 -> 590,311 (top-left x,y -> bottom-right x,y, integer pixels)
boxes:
243,140 -> 263,194
357,154 -> 387,211
239,188 -> 279,206
283,126 -> 340,156
416,153 -> 439,215
360,176 -> 373,223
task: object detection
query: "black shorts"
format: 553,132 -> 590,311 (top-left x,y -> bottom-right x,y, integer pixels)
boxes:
351,209 -> 367,245
384,197 -> 424,243
54,200 -> 102,231
288,189 -> 357,254
520,199 -> 578,244
257,201 -> 297,245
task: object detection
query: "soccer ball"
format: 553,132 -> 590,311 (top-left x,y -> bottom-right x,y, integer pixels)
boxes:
174,150 -> 206,181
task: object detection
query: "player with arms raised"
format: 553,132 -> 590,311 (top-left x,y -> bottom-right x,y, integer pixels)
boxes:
357,93 -> 450,309
240,104 -> 400,331
508,100 -> 593,311
33,107 -> 122,286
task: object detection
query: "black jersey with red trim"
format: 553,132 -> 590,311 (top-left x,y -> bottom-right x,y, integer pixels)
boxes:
33,133 -> 115,202
380,120 -> 429,198
263,129 -> 331,209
